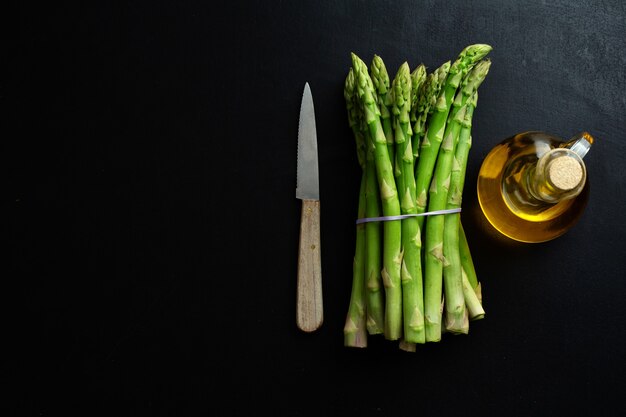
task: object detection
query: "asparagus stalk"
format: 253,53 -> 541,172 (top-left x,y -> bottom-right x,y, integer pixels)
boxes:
342,69 -> 368,347
346,68 -> 385,335
440,95 -> 473,333
392,62 -> 426,344
460,222 -> 482,306
423,98 -> 468,341
371,55 -> 395,168
363,128 -> 385,334
412,62 -> 450,162
462,268 -> 485,320
352,53 -> 403,340
343,173 -> 368,346
441,61 -> 491,331
460,223 -> 479,290
455,63 -> 484,300
445,91 -> 485,322
414,44 -> 492,232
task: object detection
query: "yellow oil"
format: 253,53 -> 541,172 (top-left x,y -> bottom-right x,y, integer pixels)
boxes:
477,131 -> 590,243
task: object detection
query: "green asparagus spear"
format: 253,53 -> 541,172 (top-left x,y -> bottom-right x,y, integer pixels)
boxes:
352,52 -> 403,340
392,62 -> 426,344
414,44 -> 492,231
462,268 -> 484,320
449,60 -> 490,303
345,67 -> 385,335
460,222 -> 479,290
423,97 -> 468,341
363,132 -> 385,335
444,91 -> 485,323
440,61 -> 490,332
343,171 -> 368,346
371,55 -> 395,168
342,69 -> 368,347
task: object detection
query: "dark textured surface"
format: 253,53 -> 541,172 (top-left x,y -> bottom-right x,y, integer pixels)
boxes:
8,1 -> 626,416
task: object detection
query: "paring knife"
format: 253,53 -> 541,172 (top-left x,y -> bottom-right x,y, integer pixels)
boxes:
296,82 -> 323,332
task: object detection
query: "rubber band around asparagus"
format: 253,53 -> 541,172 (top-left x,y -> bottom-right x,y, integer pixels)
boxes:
356,208 -> 461,224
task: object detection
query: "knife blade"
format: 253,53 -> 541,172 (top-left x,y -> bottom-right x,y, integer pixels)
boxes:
296,82 -> 323,332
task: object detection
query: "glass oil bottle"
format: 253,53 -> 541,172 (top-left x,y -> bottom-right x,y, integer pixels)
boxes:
477,131 -> 594,243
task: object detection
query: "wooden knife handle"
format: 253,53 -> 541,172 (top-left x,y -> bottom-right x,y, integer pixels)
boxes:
297,199 -> 323,332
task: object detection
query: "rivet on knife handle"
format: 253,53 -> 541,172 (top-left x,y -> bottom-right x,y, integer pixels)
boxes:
297,199 -> 323,332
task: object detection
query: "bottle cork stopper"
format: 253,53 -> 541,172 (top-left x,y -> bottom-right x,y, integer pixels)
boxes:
547,156 -> 583,190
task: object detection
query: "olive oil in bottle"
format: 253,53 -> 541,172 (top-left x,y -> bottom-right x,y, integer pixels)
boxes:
477,131 -> 593,243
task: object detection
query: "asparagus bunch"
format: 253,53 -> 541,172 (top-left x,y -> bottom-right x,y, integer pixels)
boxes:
342,44 -> 491,349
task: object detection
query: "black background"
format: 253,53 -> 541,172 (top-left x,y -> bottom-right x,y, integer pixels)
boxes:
7,1 -> 626,416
